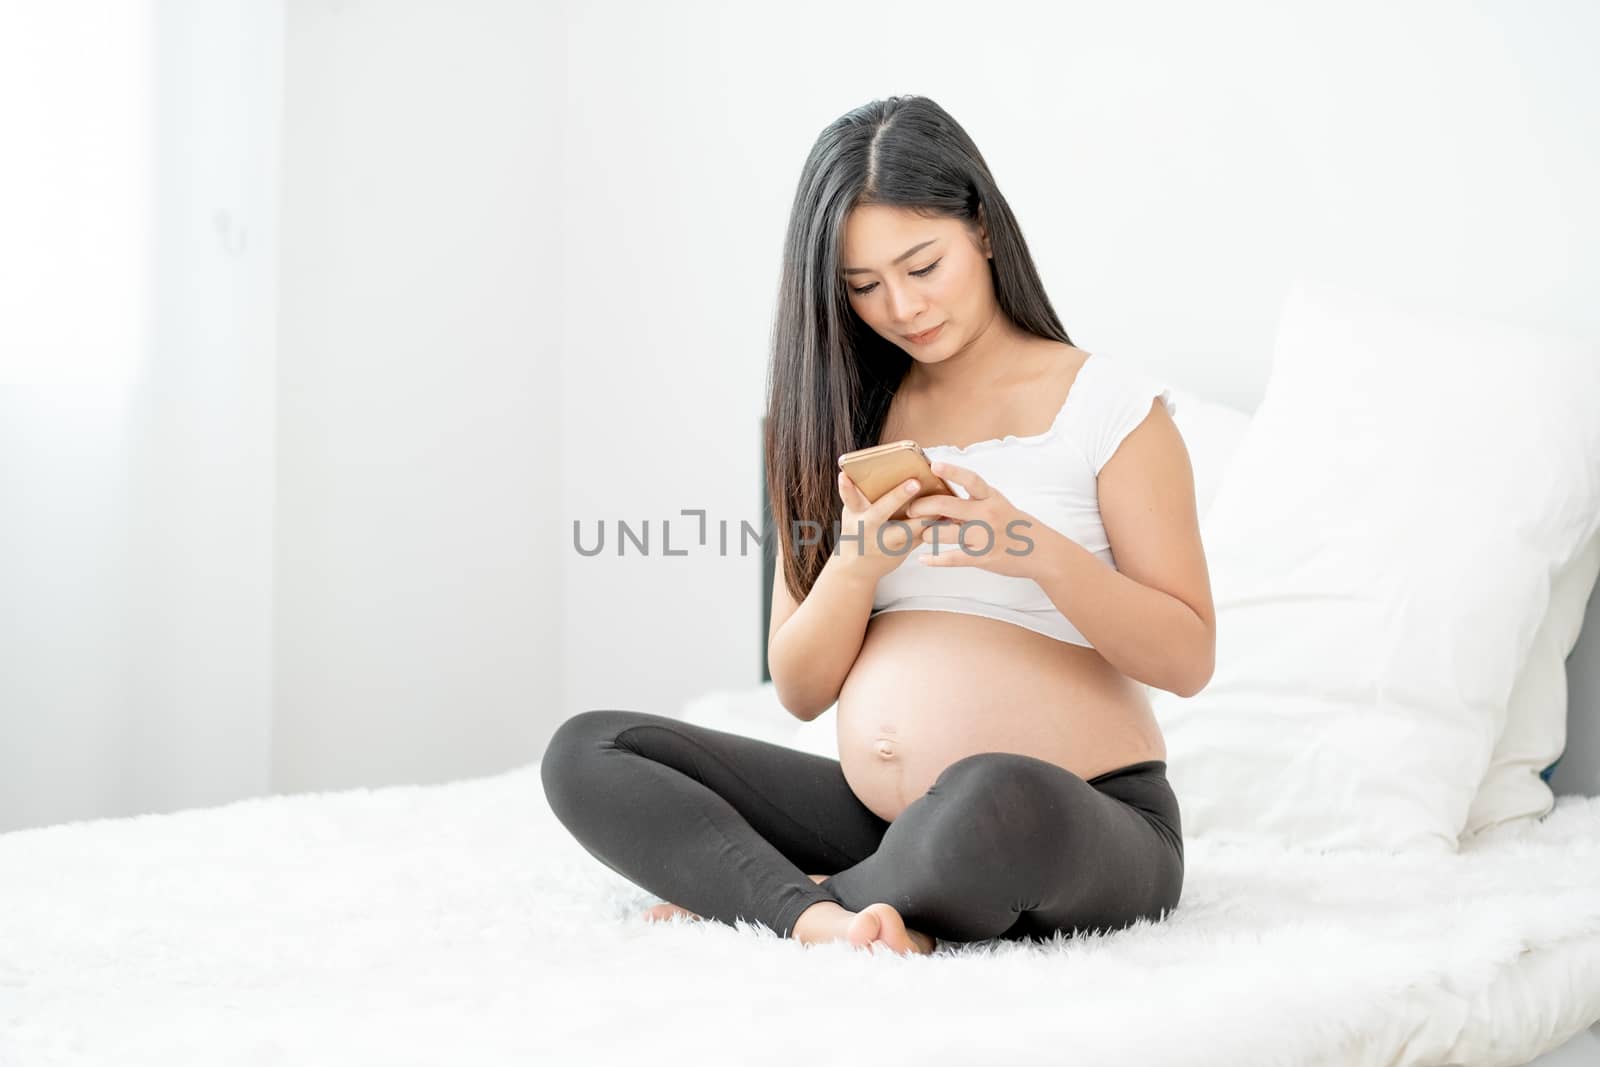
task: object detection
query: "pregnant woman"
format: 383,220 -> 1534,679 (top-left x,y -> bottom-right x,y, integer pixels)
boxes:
542,94 -> 1215,956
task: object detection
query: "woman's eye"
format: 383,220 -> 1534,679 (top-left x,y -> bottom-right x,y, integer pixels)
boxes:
850,259 -> 940,297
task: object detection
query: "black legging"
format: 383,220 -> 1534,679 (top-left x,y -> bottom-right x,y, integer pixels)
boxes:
540,709 -> 1184,945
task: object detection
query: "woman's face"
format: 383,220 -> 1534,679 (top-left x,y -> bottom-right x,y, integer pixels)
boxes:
840,204 -> 994,358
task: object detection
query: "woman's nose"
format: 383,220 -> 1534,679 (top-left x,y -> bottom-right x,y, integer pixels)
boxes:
887,284 -> 924,326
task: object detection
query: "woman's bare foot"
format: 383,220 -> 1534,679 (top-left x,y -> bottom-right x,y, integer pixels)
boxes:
791,895 -> 937,956
647,875 -> 938,956
642,901 -> 702,923
806,870 -> 934,953
853,903 -> 938,955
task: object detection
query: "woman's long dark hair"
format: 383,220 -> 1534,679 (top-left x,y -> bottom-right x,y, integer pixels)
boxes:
765,94 -> 1073,603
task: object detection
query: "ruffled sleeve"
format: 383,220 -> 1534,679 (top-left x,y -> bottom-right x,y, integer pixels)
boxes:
1076,357 -> 1178,476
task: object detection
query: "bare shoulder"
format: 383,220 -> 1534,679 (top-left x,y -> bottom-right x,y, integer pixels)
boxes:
1027,340 -> 1093,398
1026,337 -> 1088,374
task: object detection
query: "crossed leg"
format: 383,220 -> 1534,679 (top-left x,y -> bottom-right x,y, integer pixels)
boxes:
541,710 -> 1181,951
541,710 -> 913,947
824,750 -> 1184,944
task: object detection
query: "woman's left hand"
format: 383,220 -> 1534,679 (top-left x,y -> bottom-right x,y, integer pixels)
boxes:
903,460 -> 1047,580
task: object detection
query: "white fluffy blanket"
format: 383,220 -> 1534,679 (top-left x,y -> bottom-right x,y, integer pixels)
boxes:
2,762 -> 1598,1067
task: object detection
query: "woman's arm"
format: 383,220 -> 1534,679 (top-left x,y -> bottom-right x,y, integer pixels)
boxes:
767,545 -> 878,721
1032,530 -> 1213,696
1033,399 -> 1216,697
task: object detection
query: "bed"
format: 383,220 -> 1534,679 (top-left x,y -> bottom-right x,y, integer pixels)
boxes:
4,287 -> 1599,1066
0,724 -> 1595,1067
2,501 -> 1596,1067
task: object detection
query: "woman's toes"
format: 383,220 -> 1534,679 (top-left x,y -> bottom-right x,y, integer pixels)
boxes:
844,908 -> 884,951
856,904 -> 932,956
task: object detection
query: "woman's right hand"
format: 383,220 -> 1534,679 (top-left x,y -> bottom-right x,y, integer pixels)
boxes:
834,471 -> 933,581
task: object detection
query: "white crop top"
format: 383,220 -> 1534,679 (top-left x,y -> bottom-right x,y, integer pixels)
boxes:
869,352 -> 1176,647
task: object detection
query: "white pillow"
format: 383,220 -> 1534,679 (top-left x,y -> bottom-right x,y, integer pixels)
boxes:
1464,531 -> 1600,837
1151,280 -> 1600,853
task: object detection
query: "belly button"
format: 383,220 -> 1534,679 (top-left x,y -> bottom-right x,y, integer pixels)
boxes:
875,739 -> 897,759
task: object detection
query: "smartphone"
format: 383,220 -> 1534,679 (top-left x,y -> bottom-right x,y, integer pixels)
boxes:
837,440 -> 952,522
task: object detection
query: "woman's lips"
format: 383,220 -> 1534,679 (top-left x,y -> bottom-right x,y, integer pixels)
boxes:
906,323 -> 944,344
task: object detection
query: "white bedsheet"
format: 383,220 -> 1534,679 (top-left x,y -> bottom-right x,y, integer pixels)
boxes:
1,762 -> 1597,1067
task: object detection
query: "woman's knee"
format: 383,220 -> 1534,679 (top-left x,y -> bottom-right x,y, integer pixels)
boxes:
539,709 -> 640,813
909,754 -> 1068,861
932,752 -> 1071,821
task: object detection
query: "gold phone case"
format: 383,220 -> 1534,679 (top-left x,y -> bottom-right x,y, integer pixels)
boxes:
837,440 -> 951,522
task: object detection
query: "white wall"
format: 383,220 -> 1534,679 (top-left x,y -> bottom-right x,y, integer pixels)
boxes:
3,0 -> 1596,831
128,0 -> 283,814
273,0 -> 563,792
557,0 -> 1600,729
0,0 -> 282,832
1,0 -> 566,829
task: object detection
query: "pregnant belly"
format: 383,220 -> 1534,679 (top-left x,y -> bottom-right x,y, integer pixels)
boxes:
836,610 -> 1166,822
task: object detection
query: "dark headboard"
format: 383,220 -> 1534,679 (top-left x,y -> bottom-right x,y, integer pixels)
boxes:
760,416 -> 774,684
